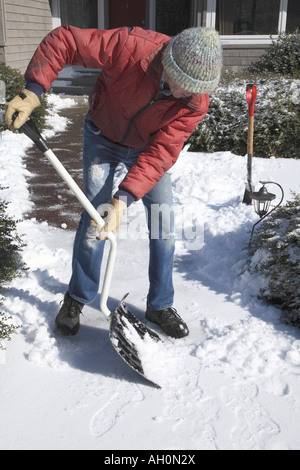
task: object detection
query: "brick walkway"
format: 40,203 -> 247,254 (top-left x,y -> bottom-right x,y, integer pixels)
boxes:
24,97 -> 89,230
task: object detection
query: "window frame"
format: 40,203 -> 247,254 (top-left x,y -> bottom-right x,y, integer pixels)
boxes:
0,0 -> 6,47
207,0 -> 289,45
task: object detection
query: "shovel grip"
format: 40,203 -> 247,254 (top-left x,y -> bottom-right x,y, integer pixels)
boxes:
246,84 -> 257,117
13,114 -> 49,153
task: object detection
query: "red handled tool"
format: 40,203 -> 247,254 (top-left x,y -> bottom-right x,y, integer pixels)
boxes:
243,83 -> 257,205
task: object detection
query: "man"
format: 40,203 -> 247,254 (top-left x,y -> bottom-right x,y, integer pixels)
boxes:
6,25 -> 222,339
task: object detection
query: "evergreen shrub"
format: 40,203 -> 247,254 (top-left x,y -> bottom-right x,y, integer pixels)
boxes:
187,73 -> 300,159
0,192 -> 25,349
187,30 -> 300,159
248,193 -> 300,327
248,29 -> 300,75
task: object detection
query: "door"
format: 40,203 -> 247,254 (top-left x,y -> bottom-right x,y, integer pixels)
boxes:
109,0 -> 146,29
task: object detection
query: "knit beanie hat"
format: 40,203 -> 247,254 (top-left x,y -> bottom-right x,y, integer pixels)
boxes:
162,28 -> 222,94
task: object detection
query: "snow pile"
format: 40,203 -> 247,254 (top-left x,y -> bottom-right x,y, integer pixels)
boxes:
0,95 -> 300,450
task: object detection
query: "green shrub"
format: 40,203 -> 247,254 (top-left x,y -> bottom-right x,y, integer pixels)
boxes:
0,192 -> 25,349
188,30 -> 300,158
248,193 -> 300,327
0,310 -> 19,351
248,29 -> 300,76
0,62 -> 49,132
187,72 -> 300,159
0,197 -> 25,282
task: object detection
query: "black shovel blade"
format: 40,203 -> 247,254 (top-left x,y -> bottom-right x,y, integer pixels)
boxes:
109,296 -> 161,387
243,187 -> 252,205
243,182 -> 254,205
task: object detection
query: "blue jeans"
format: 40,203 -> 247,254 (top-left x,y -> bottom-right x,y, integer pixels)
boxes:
68,116 -> 175,311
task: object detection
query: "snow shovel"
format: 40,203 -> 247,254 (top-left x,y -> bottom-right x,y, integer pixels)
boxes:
243,83 -> 257,205
16,116 -> 161,386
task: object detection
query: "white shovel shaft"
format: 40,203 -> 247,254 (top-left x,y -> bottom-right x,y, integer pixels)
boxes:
44,148 -> 116,319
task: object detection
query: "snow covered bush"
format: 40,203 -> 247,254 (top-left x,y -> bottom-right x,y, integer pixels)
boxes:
187,73 -> 300,159
248,193 -> 300,327
188,30 -> 300,159
0,63 -> 50,132
0,193 -> 24,349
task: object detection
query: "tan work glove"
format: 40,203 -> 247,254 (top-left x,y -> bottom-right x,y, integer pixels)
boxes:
5,89 -> 41,133
91,197 -> 127,241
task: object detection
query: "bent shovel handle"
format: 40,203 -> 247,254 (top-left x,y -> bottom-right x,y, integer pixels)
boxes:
18,118 -> 115,319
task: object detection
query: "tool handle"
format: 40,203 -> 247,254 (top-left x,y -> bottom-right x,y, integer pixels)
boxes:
17,117 -> 116,318
246,84 -> 257,156
18,119 -> 105,227
246,84 -> 257,117
248,115 -> 254,155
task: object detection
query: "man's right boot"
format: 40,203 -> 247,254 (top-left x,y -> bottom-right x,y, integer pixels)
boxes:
55,292 -> 84,336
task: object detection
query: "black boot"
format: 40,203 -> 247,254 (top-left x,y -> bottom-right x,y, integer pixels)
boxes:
55,292 -> 84,336
146,306 -> 189,339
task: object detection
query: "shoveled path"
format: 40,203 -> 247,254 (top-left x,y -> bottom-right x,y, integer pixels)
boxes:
24,97 -> 89,230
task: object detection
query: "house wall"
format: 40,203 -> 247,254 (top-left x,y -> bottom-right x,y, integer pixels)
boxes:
1,0 -> 53,73
0,0 -> 284,75
222,44 -> 267,72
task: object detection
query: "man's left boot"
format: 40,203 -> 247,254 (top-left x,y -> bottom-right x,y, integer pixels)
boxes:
146,306 -> 189,339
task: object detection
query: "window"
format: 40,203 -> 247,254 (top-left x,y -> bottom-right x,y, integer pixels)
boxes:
286,0 -> 300,33
60,0 -> 98,29
216,0 -> 281,35
155,0 -> 194,36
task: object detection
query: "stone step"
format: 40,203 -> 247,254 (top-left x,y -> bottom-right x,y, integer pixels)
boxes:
51,66 -> 101,96
50,84 -> 93,95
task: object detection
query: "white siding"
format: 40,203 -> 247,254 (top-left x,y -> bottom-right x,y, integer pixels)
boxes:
3,0 -> 53,73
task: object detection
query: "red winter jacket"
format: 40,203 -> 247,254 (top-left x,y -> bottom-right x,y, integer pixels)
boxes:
25,26 -> 209,200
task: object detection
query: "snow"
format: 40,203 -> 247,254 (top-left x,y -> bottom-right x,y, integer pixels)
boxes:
0,95 -> 300,450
